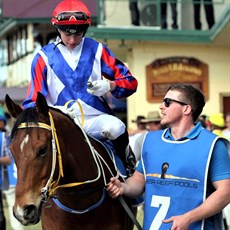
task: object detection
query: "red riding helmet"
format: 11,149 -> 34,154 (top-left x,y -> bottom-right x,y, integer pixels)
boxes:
51,0 -> 91,26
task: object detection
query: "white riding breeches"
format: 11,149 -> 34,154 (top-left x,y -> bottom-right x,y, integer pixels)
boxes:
54,102 -> 126,141
81,114 -> 126,140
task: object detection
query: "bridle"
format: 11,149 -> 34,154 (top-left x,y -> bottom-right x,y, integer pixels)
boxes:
17,111 -> 119,201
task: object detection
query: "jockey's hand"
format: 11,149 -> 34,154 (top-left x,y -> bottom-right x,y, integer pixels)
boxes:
106,177 -> 124,199
87,80 -> 111,97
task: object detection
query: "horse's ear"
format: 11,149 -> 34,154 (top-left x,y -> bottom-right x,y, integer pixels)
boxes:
5,94 -> 23,118
36,92 -> 49,116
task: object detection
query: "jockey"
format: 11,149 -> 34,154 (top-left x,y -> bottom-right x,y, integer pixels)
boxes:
22,0 -> 138,176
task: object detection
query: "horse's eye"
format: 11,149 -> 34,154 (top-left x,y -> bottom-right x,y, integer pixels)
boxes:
38,146 -> 47,156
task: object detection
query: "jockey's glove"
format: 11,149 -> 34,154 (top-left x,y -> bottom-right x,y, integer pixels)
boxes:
87,80 -> 111,97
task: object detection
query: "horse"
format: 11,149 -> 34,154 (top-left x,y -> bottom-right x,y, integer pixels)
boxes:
5,93 -> 137,230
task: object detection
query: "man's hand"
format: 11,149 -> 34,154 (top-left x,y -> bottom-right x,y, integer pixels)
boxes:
87,80 -> 111,97
163,214 -> 190,230
106,177 -> 124,199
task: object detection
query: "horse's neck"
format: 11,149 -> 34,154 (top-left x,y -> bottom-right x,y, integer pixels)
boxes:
53,112 -> 117,186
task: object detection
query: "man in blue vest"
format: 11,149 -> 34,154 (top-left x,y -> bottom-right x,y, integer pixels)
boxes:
0,114 -> 12,230
107,83 -> 230,230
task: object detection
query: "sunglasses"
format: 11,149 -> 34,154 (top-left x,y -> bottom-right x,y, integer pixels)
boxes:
56,12 -> 90,22
163,98 -> 188,107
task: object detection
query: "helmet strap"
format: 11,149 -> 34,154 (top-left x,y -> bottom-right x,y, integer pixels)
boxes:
53,28 -> 65,50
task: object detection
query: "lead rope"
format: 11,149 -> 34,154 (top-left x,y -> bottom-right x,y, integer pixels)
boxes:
118,196 -> 143,230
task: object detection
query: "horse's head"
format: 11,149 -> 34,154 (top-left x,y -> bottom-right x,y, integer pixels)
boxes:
5,93 -> 53,225
5,93 -> 126,229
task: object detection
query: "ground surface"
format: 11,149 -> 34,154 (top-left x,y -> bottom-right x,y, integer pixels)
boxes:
4,198 -> 143,230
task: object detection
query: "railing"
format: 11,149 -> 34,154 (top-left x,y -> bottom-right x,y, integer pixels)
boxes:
96,0 -> 229,31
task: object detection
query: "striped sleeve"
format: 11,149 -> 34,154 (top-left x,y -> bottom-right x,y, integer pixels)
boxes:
22,53 -> 48,109
101,44 -> 138,99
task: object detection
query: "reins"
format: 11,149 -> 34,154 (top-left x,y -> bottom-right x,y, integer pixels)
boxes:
17,109 -> 142,229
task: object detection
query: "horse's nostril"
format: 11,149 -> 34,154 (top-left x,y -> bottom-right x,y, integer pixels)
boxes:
23,204 -> 38,222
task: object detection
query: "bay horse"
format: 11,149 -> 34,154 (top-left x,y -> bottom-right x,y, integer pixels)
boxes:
5,93 -> 137,230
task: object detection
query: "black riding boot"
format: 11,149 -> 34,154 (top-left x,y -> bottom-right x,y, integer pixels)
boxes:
111,129 -> 136,177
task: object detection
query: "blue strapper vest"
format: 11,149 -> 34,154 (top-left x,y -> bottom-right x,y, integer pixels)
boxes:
142,128 -> 219,230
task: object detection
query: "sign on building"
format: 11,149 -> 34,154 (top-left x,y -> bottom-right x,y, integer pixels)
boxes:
146,57 -> 209,102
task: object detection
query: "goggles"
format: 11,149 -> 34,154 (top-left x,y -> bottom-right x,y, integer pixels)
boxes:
163,98 -> 188,107
55,12 -> 90,22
